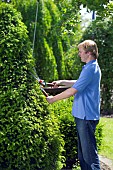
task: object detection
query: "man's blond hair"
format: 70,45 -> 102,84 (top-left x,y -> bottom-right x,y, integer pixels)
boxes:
78,40 -> 98,59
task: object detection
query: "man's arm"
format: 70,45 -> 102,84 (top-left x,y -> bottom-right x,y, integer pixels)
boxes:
46,87 -> 78,104
52,80 -> 77,87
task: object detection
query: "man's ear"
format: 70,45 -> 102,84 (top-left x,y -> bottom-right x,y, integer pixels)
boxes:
87,51 -> 92,56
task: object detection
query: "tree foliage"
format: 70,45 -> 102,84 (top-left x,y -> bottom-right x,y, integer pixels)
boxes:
9,0 -> 109,81
9,0 -> 82,80
9,0 -> 58,81
53,0 -> 110,11
0,3 -> 64,169
78,0 -> 110,11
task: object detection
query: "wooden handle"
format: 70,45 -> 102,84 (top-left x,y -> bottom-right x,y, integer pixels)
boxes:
40,88 -> 48,97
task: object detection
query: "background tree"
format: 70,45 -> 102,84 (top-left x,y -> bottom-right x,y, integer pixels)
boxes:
1,0 -> 110,82
10,0 -> 58,81
53,0 -> 83,80
10,0 -> 82,80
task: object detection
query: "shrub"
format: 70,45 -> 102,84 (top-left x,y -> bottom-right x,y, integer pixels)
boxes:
50,98 -> 78,169
0,3 -> 64,170
95,123 -> 103,152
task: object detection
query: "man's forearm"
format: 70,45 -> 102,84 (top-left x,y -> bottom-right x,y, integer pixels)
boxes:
53,80 -> 77,87
46,87 -> 78,104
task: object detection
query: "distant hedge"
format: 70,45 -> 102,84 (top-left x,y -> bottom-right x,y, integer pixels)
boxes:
0,3 -> 64,170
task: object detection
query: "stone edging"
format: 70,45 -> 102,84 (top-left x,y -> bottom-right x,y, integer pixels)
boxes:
99,155 -> 113,170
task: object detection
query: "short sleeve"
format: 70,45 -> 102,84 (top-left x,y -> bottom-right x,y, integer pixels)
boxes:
72,67 -> 93,92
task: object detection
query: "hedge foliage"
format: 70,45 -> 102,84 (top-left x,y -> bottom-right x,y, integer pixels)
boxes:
0,3 -> 64,170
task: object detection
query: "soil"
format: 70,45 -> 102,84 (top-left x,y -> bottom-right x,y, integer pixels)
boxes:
99,155 -> 113,170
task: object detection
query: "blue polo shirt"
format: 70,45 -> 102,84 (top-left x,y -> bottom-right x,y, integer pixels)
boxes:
72,60 -> 101,120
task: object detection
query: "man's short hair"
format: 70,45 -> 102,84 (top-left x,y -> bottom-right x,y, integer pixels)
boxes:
78,40 -> 98,59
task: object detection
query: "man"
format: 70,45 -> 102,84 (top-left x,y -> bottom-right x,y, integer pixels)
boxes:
46,40 -> 101,170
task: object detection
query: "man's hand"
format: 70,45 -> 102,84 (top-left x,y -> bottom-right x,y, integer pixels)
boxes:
46,96 -> 54,104
46,87 -> 77,104
52,80 -> 62,87
52,80 -> 76,87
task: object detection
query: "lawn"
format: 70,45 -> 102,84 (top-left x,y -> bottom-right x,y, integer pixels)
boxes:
99,117 -> 113,161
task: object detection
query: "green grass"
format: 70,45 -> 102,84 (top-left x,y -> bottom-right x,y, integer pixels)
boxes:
99,117 -> 113,161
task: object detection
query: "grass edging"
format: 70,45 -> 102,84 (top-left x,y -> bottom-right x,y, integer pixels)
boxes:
99,117 -> 113,161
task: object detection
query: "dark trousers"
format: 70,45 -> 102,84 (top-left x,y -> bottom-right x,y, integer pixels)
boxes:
75,118 -> 100,170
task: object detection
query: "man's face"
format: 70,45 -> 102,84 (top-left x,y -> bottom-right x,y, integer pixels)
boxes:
78,47 -> 89,63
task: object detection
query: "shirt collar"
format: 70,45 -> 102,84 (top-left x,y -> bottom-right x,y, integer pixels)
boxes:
82,59 -> 96,69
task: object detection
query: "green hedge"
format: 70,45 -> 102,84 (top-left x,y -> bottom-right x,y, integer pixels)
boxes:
0,3 -> 64,170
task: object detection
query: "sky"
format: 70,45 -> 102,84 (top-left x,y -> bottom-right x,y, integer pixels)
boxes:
80,6 -> 95,28
80,6 -> 93,20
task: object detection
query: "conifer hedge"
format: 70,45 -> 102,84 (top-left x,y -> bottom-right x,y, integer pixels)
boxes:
0,3 -> 64,170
